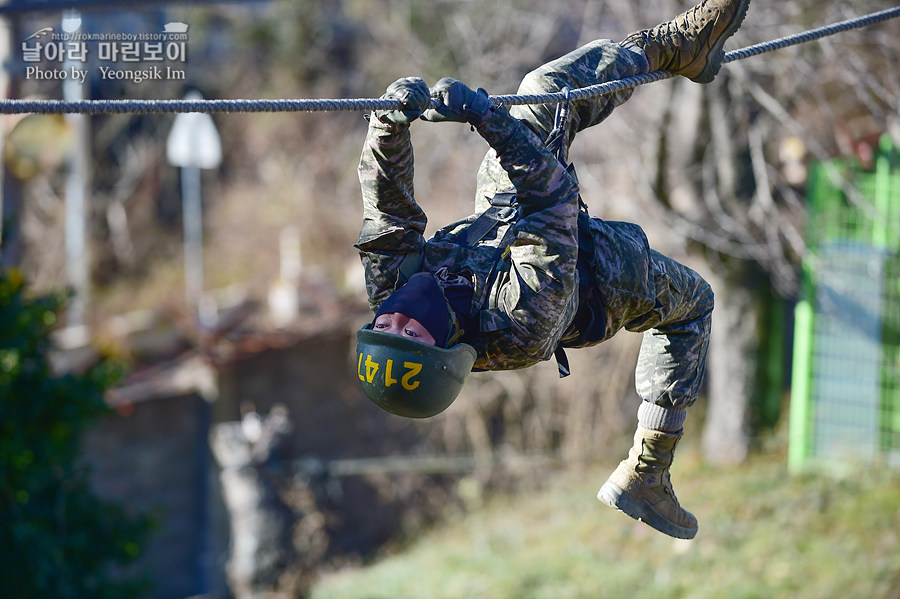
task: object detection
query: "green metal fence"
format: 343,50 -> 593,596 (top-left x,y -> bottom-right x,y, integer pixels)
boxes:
790,134 -> 900,471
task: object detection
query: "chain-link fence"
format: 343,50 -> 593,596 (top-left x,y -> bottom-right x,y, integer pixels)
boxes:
790,134 -> 900,470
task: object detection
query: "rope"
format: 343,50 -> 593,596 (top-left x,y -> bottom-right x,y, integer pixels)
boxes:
493,5 -> 900,108
1,5 -> 898,115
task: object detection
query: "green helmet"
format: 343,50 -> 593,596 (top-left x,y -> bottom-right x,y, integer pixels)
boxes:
356,325 -> 477,418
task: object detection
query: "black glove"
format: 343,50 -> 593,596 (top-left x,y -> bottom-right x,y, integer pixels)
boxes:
374,77 -> 431,125
422,77 -> 493,126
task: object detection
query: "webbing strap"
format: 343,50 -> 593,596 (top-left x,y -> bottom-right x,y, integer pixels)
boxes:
554,346 -> 571,378
547,86 -> 573,165
458,192 -> 517,247
548,90 -> 578,379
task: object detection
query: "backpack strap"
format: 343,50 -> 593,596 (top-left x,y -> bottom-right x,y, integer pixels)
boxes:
458,191 -> 517,247
546,88 -> 586,379
462,106 -> 583,378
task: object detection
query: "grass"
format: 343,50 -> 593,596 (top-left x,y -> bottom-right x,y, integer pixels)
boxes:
309,435 -> 900,599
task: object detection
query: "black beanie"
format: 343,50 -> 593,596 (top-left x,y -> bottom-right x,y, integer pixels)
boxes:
375,272 -> 452,347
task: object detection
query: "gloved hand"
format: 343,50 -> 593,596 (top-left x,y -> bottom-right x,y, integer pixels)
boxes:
374,77 -> 431,125
422,77 -> 493,127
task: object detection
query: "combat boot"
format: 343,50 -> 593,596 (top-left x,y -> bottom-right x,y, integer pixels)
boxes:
621,0 -> 751,83
597,425 -> 698,539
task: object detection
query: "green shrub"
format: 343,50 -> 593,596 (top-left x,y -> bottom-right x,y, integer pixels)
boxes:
0,270 -> 152,599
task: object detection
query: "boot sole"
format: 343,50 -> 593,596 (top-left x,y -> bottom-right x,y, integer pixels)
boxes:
692,0 -> 752,83
597,481 -> 698,540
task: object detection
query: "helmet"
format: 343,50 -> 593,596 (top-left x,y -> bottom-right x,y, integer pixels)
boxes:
356,325 -> 477,418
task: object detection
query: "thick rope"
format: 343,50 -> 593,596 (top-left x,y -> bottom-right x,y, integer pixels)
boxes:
1,6 -> 898,115
493,5 -> 900,107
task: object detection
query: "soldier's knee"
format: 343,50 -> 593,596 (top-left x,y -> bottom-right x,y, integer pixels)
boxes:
510,68 -> 561,137
681,265 -> 714,323
697,277 -> 714,321
517,66 -> 564,97
701,276 -> 714,305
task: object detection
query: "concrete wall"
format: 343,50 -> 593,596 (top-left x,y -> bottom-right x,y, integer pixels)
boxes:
215,329 -> 421,459
81,324 -> 433,598
83,390 -> 224,599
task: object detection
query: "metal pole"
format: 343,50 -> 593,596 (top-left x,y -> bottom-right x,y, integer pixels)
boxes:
0,16 -> 9,255
182,165 -> 204,315
63,10 -> 89,328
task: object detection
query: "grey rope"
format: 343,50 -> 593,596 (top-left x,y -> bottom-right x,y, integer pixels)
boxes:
491,5 -> 900,108
1,5 -> 898,115
0,96 -> 402,115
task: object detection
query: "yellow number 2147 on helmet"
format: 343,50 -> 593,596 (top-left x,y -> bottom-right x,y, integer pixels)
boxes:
356,325 -> 477,418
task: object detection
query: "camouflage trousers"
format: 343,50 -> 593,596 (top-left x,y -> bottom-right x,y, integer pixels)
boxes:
478,39 -> 714,411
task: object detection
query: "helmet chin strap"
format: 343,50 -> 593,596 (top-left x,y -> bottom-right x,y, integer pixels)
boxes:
445,309 -> 464,347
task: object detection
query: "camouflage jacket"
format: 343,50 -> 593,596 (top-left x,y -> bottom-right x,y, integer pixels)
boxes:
356,104 -> 584,372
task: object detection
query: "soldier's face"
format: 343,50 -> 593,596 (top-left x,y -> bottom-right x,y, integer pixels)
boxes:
373,312 -> 436,346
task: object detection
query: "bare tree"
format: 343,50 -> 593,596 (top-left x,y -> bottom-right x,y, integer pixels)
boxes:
593,0 -> 900,462
354,0 -> 900,463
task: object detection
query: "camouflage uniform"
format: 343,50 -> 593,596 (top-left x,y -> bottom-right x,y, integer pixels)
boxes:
356,39 -> 713,413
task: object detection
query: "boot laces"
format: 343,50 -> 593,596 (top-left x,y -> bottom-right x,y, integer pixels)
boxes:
644,1 -> 717,47
660,471 -> 681,506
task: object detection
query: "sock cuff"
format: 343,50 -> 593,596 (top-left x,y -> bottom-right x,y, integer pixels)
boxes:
637,402 -> 686,433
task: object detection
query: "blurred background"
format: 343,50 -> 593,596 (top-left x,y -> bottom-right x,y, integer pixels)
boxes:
0,0 -> 898,598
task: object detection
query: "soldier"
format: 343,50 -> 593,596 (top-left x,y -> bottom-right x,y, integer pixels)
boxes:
355,0 -> 750,540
